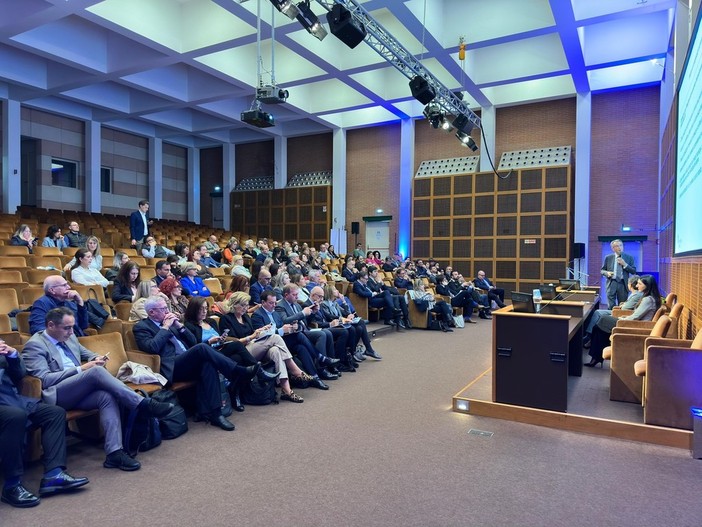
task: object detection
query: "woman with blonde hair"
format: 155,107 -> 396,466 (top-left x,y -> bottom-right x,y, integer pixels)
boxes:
64,236 -> 103,272
129,281 -> 165,321
410,278 -> 454,332
218,292 -> 309,403
229,254 -> 251,278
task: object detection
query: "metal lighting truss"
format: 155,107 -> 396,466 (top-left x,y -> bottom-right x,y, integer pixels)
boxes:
314,0 -> 481,131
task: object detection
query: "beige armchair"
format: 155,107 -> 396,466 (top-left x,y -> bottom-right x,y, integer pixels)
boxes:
608,315 -> 671,404
633,331 -> 702,430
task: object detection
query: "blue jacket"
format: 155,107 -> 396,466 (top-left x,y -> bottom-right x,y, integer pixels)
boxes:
29,295 -> 88,336
180,275 -> 211,297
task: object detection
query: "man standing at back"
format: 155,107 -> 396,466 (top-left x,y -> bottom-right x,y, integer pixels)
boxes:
130,200 -> 152,248
601,239 -> 636,309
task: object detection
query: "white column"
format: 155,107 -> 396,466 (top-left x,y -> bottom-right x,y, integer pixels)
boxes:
273,136 -> 287,189
85,120 -> 101,213
479,105 -> 496,173
398,118 -> 414,259
148,137 -> 163,220
331,128 -> 347,232
222,143 -> 235,231
575,92 -> 592,257
188,146 -> 200,224
2,99 -> 21,213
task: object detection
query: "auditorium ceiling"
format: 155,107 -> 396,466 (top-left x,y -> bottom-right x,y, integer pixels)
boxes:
0,0 -> 677,146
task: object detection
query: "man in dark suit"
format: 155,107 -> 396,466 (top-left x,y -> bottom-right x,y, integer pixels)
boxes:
449,271 -> 491,319
133,297 -> 264,430
368,266 -> 411,328
129,199 -> 153,248
354,271 -> 401,326
154,260 -> 172,286
601,239 -> 636,309
393,268 -> 413,290
276,284 -> 340,381
251,289 -> 329,390
306,286 -> 349,369
23,307 -> 172,472
0,339 -> 89,508
474,270 -> 506,308
29,275 -> 89,336
249,268 -> 271,306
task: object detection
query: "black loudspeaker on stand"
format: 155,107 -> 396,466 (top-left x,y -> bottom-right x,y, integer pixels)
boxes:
351,221 -> 360,250
572,242 -> 585,259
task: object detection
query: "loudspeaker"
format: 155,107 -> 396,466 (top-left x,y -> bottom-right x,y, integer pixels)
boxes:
573,242 -> 585,259
351,221 -> 360,234
327,4 -> 366,49
409,76 -> 436,105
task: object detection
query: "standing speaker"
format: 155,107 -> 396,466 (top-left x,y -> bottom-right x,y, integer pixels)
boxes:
351,221 -> 360,234
573,242 -> 585,259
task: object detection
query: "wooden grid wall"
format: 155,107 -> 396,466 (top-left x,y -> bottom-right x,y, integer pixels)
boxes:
660,94 -> 701,339
411,166 -> 573,293
231,186 -> 331,249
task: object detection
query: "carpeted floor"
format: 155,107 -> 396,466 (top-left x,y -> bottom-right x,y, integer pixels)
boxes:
5,321 -> 702,526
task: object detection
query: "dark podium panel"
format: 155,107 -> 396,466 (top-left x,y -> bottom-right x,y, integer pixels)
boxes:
492,302 -> 594,412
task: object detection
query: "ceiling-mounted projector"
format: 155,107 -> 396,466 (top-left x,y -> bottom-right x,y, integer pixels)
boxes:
241,109 -> 275,128
256,85 -> 289,104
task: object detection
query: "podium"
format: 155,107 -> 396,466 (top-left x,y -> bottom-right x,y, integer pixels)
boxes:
492,301 -> 596,412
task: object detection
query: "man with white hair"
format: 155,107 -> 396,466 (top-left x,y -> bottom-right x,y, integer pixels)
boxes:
29,276 -> 89,336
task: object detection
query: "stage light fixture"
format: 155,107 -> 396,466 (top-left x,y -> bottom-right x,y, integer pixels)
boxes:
409,76 -> 436,105
422,103 -> 443,129
456,130 -> 478,151
296,1 -> 327,41
440,118 -> 452,131
269,0 -> 299,19
326,4 -> 366,49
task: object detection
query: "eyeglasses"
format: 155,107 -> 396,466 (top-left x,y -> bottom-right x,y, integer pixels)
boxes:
151,306 -> 169,312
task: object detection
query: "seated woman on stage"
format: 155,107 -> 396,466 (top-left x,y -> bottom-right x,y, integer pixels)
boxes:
70,248 -> 109,287
217,292 -> 309,403
585,274 -> 661,368
410,278 -> 454,332
184,296 -> 277,412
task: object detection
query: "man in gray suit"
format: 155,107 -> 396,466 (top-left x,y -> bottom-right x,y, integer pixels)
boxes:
600,239 -> 636,309
22,307 -> 172,472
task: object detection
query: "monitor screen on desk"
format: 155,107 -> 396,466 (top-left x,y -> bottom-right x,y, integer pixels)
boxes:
510,291 -> 535,313
539,284 -> 557,300
558,278 -> 581,291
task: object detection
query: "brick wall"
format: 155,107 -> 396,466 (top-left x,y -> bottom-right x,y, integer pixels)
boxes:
235,140 -> 274,183
588,86 -> 660,280
346,123 -> 401,253
287,133 -> 333,176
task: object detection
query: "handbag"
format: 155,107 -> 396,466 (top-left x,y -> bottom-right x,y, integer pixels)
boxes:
122,389 -> 162,456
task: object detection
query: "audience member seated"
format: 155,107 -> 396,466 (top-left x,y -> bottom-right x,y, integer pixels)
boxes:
70,248 -> 108,288
203,235 -> 222,261
365,251 -> 382,266
63,236 -> 103,273
104,251 -> 128,282
63,221 -> 88,248
353,270 -> 401,327
188,249 -> 213,279
249,268 -> 271,305
306,286 -> 350,371
179,262 -> 211,297
368,266 -> 411,328
224,275 -> 251,302
133,297 -> 263,431
196,244 -> 225,270
290,273 -> 311,304
111,261 -> 141,304
222,238 -> 240,265
585,274 -> 662,367
251,289 -> 330,391
9,224 -> 37,253
230,255 -> 251,279
411,278 -> 454,332
130,281 -> 163,321
342,258 -> 358,282
436,275 -> 477,324
141,236 -> 175,259
158,277 -> 189,321
218,292 -> 306,403
174,242 -> 190,266
30,276 -> 89,336
327,245 -> 339,260
241,239 -> 257,259
271,271 -> 290,301
1,339 -> 89,508
23,307 -> 173,472
393,268 -> 413,290
41,224 -> 69,251
154,260 -> 172,286
473,270 -> 506,309
183,297 -> 278,412
352,243 -> 364,258
449,271 -> 490,319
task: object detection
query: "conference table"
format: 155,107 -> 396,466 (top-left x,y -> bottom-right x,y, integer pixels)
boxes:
492,300 -> 598,412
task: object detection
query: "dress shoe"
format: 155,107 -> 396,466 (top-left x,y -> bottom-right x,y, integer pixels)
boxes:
256,366 -> 281,382
364,349 -> 383,360
337,363 -> 356,373
208,414 -> 236,431
319,369 -> 339,380
39,470 -> 89,496
1,484 -> 40,508
583,340 -> 591,349
104,449 -> 141,471
354,350 -> 366,362
309,378 -> 330,390
404,318 -> 413,329
479,310 -> 492,320
320,356 -> 340,367
584,358 -> 604,368
139,397 -> 174,418
384,319 -> 396,326
233,390 -> 245,412
464,316 -> 477,324
397,319 -> 406,329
